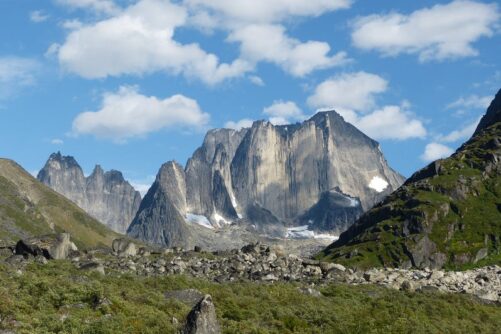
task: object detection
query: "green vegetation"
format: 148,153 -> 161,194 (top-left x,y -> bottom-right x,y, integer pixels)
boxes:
0,159 -> 118,248
320,123 -> 501,269
0,261 -> 500,333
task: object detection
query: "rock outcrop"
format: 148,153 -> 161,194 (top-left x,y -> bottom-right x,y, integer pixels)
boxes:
321,89 -> 501,269
38,152 -> 141,234
183,295 -> 221,334
15,233 -> 77,260
127,162 -> 192,248
129,111 -> 404,247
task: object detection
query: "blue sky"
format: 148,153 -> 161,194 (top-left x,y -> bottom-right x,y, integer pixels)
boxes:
0,0 -> 500,193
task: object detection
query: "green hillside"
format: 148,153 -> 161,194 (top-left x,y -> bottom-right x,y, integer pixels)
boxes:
0,158 -> 119,248
320,89 -> 501,270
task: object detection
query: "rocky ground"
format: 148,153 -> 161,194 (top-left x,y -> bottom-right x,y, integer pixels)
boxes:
3,235 -> 500,305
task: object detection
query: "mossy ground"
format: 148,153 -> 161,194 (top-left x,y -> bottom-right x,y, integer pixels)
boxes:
0,159 -> 118,248
0,261 -> 500,333
320,123 -> 501,269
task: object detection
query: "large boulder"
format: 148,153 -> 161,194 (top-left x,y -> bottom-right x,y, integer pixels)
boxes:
183,295 -> 221,334
15,233 -> 77,260
112,238 -> 137,257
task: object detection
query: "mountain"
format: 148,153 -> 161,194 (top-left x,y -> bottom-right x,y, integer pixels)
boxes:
128,161 -> 191,247
37,152 -> 141,234
320,89 -> 501,270
128,110 -> 404,248
0,158 -> 118,248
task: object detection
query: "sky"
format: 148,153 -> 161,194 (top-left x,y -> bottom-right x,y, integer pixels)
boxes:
0,0 -> 500,194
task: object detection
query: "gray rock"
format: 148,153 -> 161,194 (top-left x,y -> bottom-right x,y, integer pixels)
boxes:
127,162 -> 191,248
130,111 -> 404,248
15,233 -> 76,260
183,295 -> 221,334
298,287 -> 322,297
79,262 -> 105,275
112,238 -> 137,257
474,248 -> 488,263
37,152 -> 141,234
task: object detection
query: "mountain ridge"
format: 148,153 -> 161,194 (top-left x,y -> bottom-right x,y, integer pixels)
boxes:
320,89 -> 501,269
37,152 -> 141,234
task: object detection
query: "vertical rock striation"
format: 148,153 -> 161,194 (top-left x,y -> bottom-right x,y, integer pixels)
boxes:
128,110 -> 404,247
38,152 -> 141,234
127,161 -> 191,247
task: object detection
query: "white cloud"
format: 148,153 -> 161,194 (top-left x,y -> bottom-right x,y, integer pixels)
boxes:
263,100 -> 306,125
0,57 -> 39,99
437,117 -> 481,143
249,75 -> 265,86
30,10 -> 49,23
229,24 -> 349,77
55,0 -> 120,15
224,118 -> 254,130
307,71 -> 388,112
447,94 -> 493,110
351,0 -> 500,61
185,0 -> 352,25
57,0 -> 252,85
421,142 -> 454,161
355,105 -> 427,140
72,85 -> 210,142
307,72 -> 426,140
61,19 -> 84,30
51,139 -> 64,145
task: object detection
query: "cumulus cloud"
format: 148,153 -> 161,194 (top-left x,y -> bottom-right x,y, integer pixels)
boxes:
355,105 -> 427,140
307,71 -> 388,112
72,86 -> 209,142
229,24 -> 349,77
185,0 -> 352,25
308,72 -> 426,140
351,0 -> 500,61
421,142 -> 454,162
55,0 -> 120,15
0,57 -> 39,99
437,117 -> 482,143
224,118 -> 254,130
57,0 -> 252,84
263,100 -> 306,125
447,94 -> 493,110
249,75 -> 265,86
51,139 -> 64,145
30,10 -> 49,23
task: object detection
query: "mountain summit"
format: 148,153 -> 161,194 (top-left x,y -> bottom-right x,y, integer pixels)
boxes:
320,89 -> 501,269
37,152 -> 141,234
128,110 -> 404,248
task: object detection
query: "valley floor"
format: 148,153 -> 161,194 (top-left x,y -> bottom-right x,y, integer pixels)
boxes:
0,259 -> 500,334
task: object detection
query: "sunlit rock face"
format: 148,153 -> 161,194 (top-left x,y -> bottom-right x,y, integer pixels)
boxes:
128,110 -> 404,248
38,152 -> 141,234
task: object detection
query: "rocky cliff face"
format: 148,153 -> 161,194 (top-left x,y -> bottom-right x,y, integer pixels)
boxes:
37,152 -> 141,234
320,89 -> 501,269
128,162 -> 191,247
186,111 -> 403,226
128,111 -> 404,248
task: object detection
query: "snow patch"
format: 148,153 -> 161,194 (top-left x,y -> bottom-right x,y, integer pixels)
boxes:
286,226 -> 339,242
368,176 -> 389,193
213,212 -> 232,227
186,213 -> 214,230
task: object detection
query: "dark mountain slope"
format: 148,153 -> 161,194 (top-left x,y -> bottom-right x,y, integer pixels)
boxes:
320,89 -> 501,269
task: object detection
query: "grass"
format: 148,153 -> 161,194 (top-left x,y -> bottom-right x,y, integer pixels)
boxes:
0,159 -> 118,248
320,122 -> 501,269
0,261 -> 500,333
